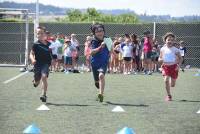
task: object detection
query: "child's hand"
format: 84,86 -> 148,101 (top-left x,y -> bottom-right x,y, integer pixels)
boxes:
32,59 -> 36,65
101,42 -> 106,48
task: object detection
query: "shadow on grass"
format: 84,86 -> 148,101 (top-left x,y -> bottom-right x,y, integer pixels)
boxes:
46,102 -> 91,107
105,101 -> 149,107
177,100 -> 200,103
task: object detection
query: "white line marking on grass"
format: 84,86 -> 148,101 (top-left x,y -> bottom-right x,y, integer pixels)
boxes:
3,71 -> 29,84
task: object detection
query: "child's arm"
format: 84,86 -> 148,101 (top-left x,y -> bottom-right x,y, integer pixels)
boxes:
90,42 -> 105,56
29,50 -> 36,65
158,50 -> 163,64
63,44 -> 67,51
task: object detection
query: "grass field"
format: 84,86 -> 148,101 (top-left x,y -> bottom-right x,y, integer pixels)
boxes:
0,67 -> 200,134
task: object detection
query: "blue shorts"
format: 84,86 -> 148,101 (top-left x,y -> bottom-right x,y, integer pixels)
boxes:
34,63 -> 49,82
64,56 -> 72,65
92,65 -> 107,82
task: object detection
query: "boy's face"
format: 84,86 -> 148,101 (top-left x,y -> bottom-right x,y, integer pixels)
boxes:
125,37 -> 131,43
36,29 -> 46,41
166,36 -> 175,47
95,28 -> 104,40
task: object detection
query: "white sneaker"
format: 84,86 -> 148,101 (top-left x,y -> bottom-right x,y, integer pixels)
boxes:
64,71 -> 69,74
124,72 -> 128,75
127,72 -> 131,75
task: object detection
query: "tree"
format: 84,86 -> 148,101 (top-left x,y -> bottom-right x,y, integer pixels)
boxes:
66,9 -> 82,22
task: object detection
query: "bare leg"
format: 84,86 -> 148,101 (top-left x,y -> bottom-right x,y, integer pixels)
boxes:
171,78 -> 176,87
41,74 -> 48,96
164,76 -> 171,96
99,73 -> 105,95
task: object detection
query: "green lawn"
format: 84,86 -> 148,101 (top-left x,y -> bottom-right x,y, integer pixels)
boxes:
0,68 -> 200,134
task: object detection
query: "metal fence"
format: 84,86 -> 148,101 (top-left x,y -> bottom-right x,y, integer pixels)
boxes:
0,22 -> 200,67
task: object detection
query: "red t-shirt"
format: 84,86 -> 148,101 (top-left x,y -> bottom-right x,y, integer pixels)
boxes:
143,37 -> 152,53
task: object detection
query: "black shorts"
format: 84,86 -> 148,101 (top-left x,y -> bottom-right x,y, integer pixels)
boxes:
52,54 -> 57,60
92,65 -> 107,82
123,57 -> 132,62
152,56 -> 159,62
144,52 -> 152,59
34,63 -> 49,82
135,56 -> 140,64
182,56 -> 185,64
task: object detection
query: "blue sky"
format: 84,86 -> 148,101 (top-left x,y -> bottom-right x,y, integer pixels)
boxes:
1,0 -> 200,16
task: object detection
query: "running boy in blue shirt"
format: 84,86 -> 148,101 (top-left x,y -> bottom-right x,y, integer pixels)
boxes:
90,23 -> 110,102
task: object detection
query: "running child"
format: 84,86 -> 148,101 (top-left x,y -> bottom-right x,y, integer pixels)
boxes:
90,23 -> 110,102
159,32 -> 183,101
30,26 -> 52,102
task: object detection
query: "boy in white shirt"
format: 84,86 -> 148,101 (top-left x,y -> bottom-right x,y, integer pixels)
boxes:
63,37 -> 76,74
159,32 -> 183,101
49,35 -> 61,72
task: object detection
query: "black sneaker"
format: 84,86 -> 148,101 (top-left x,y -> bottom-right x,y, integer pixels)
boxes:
98,94 -> 104,103
95,82 -> 99,89
40,95 -> 47,102
32,80 -> 39,87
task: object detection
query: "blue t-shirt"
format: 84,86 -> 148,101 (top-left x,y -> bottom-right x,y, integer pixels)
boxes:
90,38 -> 109,68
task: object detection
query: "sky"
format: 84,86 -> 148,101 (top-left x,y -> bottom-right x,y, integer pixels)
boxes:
1,0 -> 200,17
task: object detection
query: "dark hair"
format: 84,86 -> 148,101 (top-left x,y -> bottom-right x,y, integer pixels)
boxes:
131,34 -> 138,44
163,32 -> 176,42
37,26 -> 46,32
143,30 -> 150,35
124,33 -> 130,38
91,23 -> 105,35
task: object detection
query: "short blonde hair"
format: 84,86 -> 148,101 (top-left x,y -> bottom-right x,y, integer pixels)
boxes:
163,32 -> 176,42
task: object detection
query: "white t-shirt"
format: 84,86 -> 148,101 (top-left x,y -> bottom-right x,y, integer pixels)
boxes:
64,44 -> 76,57
49,41 -> 58,55
121,43 -> 133,58
179,46 -> 185,56
49,40 -> 63,55
71,39 -> 79,47
161,45 -> 180,63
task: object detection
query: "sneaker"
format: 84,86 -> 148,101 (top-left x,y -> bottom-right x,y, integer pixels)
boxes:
32,80 -> 39,88
123,72 -> 128,75
127,72 -> 131,75
98,94 -> 104,103
95,82 -> 99,89
40,95 -> 47,102
165,95 -> 172,101
50,70 -> 54,73
143,70 -> 147,75
134,72 -> 138,75
64,71 -> 69,74
148,71 -> 153,75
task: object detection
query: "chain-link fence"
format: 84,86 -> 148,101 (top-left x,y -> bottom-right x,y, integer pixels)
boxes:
0,22 -> 200,67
